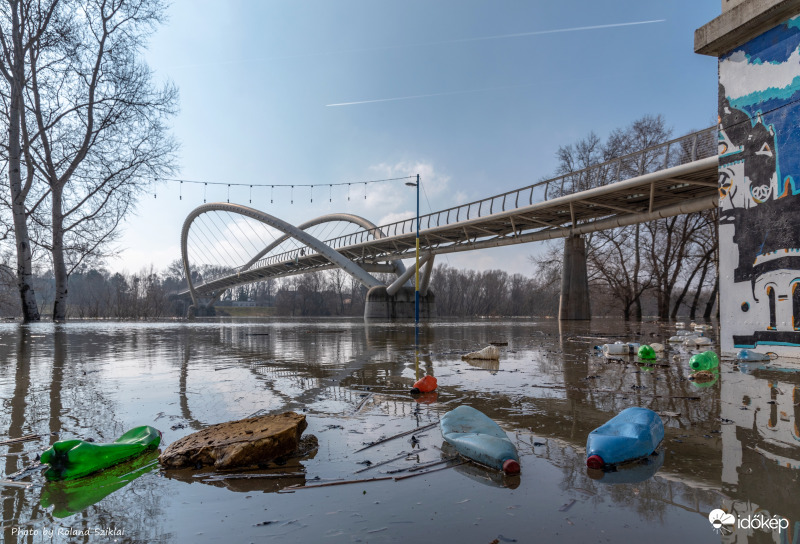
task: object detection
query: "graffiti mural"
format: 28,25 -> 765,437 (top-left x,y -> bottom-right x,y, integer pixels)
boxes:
718,15 -> 800,353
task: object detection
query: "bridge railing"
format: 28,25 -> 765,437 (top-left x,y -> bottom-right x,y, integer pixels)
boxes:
318,125 -> 717,250
204,126 -> 717,280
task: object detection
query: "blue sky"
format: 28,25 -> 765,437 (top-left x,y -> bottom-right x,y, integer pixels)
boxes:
116,0 -> 721,276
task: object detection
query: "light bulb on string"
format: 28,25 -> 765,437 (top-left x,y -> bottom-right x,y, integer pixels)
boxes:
329,184 -> 332,202
310,185 -> 313,203
227,184 -> 230,203
364,182 -> 367,200
347,183 -> 350,201
291,185 -> 294,204
179,180 -> 182,200
249,185 -> 252,204
203,183 -> 207,203
271,185 -> 274,204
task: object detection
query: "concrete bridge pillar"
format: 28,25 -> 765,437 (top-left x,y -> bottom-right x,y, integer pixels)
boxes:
697,0 -> 800,356
559,235 -> 591,320
364,286 -> 436,320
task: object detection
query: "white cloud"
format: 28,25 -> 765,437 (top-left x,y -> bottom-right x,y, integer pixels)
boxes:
368,161 -> 451,199
720,48 -> 800,101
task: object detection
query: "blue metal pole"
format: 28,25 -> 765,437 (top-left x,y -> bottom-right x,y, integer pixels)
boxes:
415,174 -> 420,324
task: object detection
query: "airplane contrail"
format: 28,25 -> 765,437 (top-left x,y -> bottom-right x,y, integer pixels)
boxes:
170,19 -> 665,71
420,19 -> 666,46
326,19 -> 666,107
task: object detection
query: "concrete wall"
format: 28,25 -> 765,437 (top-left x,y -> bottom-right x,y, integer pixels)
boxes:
717,12 -> 800,355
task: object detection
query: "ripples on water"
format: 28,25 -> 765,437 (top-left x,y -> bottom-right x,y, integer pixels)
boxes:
0,318 -> 797,543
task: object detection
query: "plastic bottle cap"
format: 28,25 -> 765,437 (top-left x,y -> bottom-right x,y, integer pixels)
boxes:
586,455 -> 604,470
502,459 -> 520,474
409,387 -> 421,394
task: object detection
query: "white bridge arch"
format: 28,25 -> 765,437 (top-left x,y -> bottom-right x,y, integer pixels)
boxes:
180,204 -> 411,308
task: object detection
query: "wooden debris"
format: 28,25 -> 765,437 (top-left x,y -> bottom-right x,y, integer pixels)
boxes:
393,460 -> 466,481
354,393 -> 374,413
0,479 -> 32,489
354,421 -> 439,453
354,449 -> 427,474
285,476 -> 393,490
390,456 -> 457,474
201,471 -> 305,482
0,434 -> 40,447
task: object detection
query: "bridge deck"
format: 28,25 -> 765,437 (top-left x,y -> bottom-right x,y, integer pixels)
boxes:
188,152 -> 718,297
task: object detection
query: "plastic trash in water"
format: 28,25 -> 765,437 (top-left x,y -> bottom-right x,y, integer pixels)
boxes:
675,322 -> 686,328
440,405 -> 520,473
690,370 -> 719,388
669,333 -> 697,343
602,342 -> 640,356
588,449 -> 664,484
40,450 -> 159,517
736,349 -> 771,362
40,426 -> 162,481
586,407 -> 664,469
685,336 -> 712,347
462,345 -> 500,360
650,343 -> 665,353
689,351 -> 719,371
637,345 -> 656,360
410,375 -> 437,394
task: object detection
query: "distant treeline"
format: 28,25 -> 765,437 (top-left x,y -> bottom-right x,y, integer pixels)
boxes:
0,258 -> 714,320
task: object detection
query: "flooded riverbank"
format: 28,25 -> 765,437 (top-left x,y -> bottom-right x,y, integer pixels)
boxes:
0,318 -> 797,543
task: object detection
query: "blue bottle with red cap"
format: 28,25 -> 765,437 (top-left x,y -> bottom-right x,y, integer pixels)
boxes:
441,406 -> 520,474
586,407 -> 663,470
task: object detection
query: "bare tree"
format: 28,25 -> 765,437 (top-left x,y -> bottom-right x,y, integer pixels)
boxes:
25,0 -> 177,320
0,0 -> 60,321
0,0 -> 177,322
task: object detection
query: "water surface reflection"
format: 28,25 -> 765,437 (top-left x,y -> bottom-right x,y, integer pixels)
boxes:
0,319 -> 795,542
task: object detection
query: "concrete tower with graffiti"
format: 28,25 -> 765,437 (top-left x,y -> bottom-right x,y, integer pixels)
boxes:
698,0 -> 800,356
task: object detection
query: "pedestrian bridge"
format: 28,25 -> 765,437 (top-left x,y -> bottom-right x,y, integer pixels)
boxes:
179,126 -> 718,318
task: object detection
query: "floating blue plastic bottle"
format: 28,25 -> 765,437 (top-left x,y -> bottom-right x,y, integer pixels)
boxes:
736,349 -> 771,362
441,406 -> 520,473
586,407 -> 664,469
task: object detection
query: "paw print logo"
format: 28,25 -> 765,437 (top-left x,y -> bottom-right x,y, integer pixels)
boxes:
708,509 -> 735,534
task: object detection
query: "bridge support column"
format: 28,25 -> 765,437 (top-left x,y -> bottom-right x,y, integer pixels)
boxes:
364,286 -> 436,320
697,0 -> 800,356
559,235 -> 590,320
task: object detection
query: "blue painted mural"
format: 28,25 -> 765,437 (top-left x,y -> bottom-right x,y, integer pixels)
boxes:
718,14 -> 800,353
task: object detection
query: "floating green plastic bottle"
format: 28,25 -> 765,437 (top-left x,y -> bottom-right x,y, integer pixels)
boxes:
40,450 -> 159,517
637,345 -> 656,360
40,426 -> 161,481
689,350 -> 719,371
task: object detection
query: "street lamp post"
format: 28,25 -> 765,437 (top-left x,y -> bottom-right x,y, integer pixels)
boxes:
405,175 -> 420,325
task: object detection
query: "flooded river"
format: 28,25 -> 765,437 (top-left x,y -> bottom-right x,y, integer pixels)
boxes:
0,318 -> 797,543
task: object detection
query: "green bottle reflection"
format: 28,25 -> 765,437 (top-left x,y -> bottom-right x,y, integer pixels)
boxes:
40,426 -> 161,481
40,450 -> 159,518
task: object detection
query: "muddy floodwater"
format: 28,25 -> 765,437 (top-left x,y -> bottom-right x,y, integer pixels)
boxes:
0,318 -> 798,543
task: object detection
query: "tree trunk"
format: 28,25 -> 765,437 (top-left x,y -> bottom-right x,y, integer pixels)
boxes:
7,4 -> 39,322
703,276 -> 718,320
689,256 -> 711,320
51,186 -> 69,321
671,256 -> 705,320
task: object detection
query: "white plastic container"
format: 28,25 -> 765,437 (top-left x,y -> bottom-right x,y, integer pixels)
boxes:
602,342 -> 640,356
686,336 -> 712,346
650,343 -> 665,353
